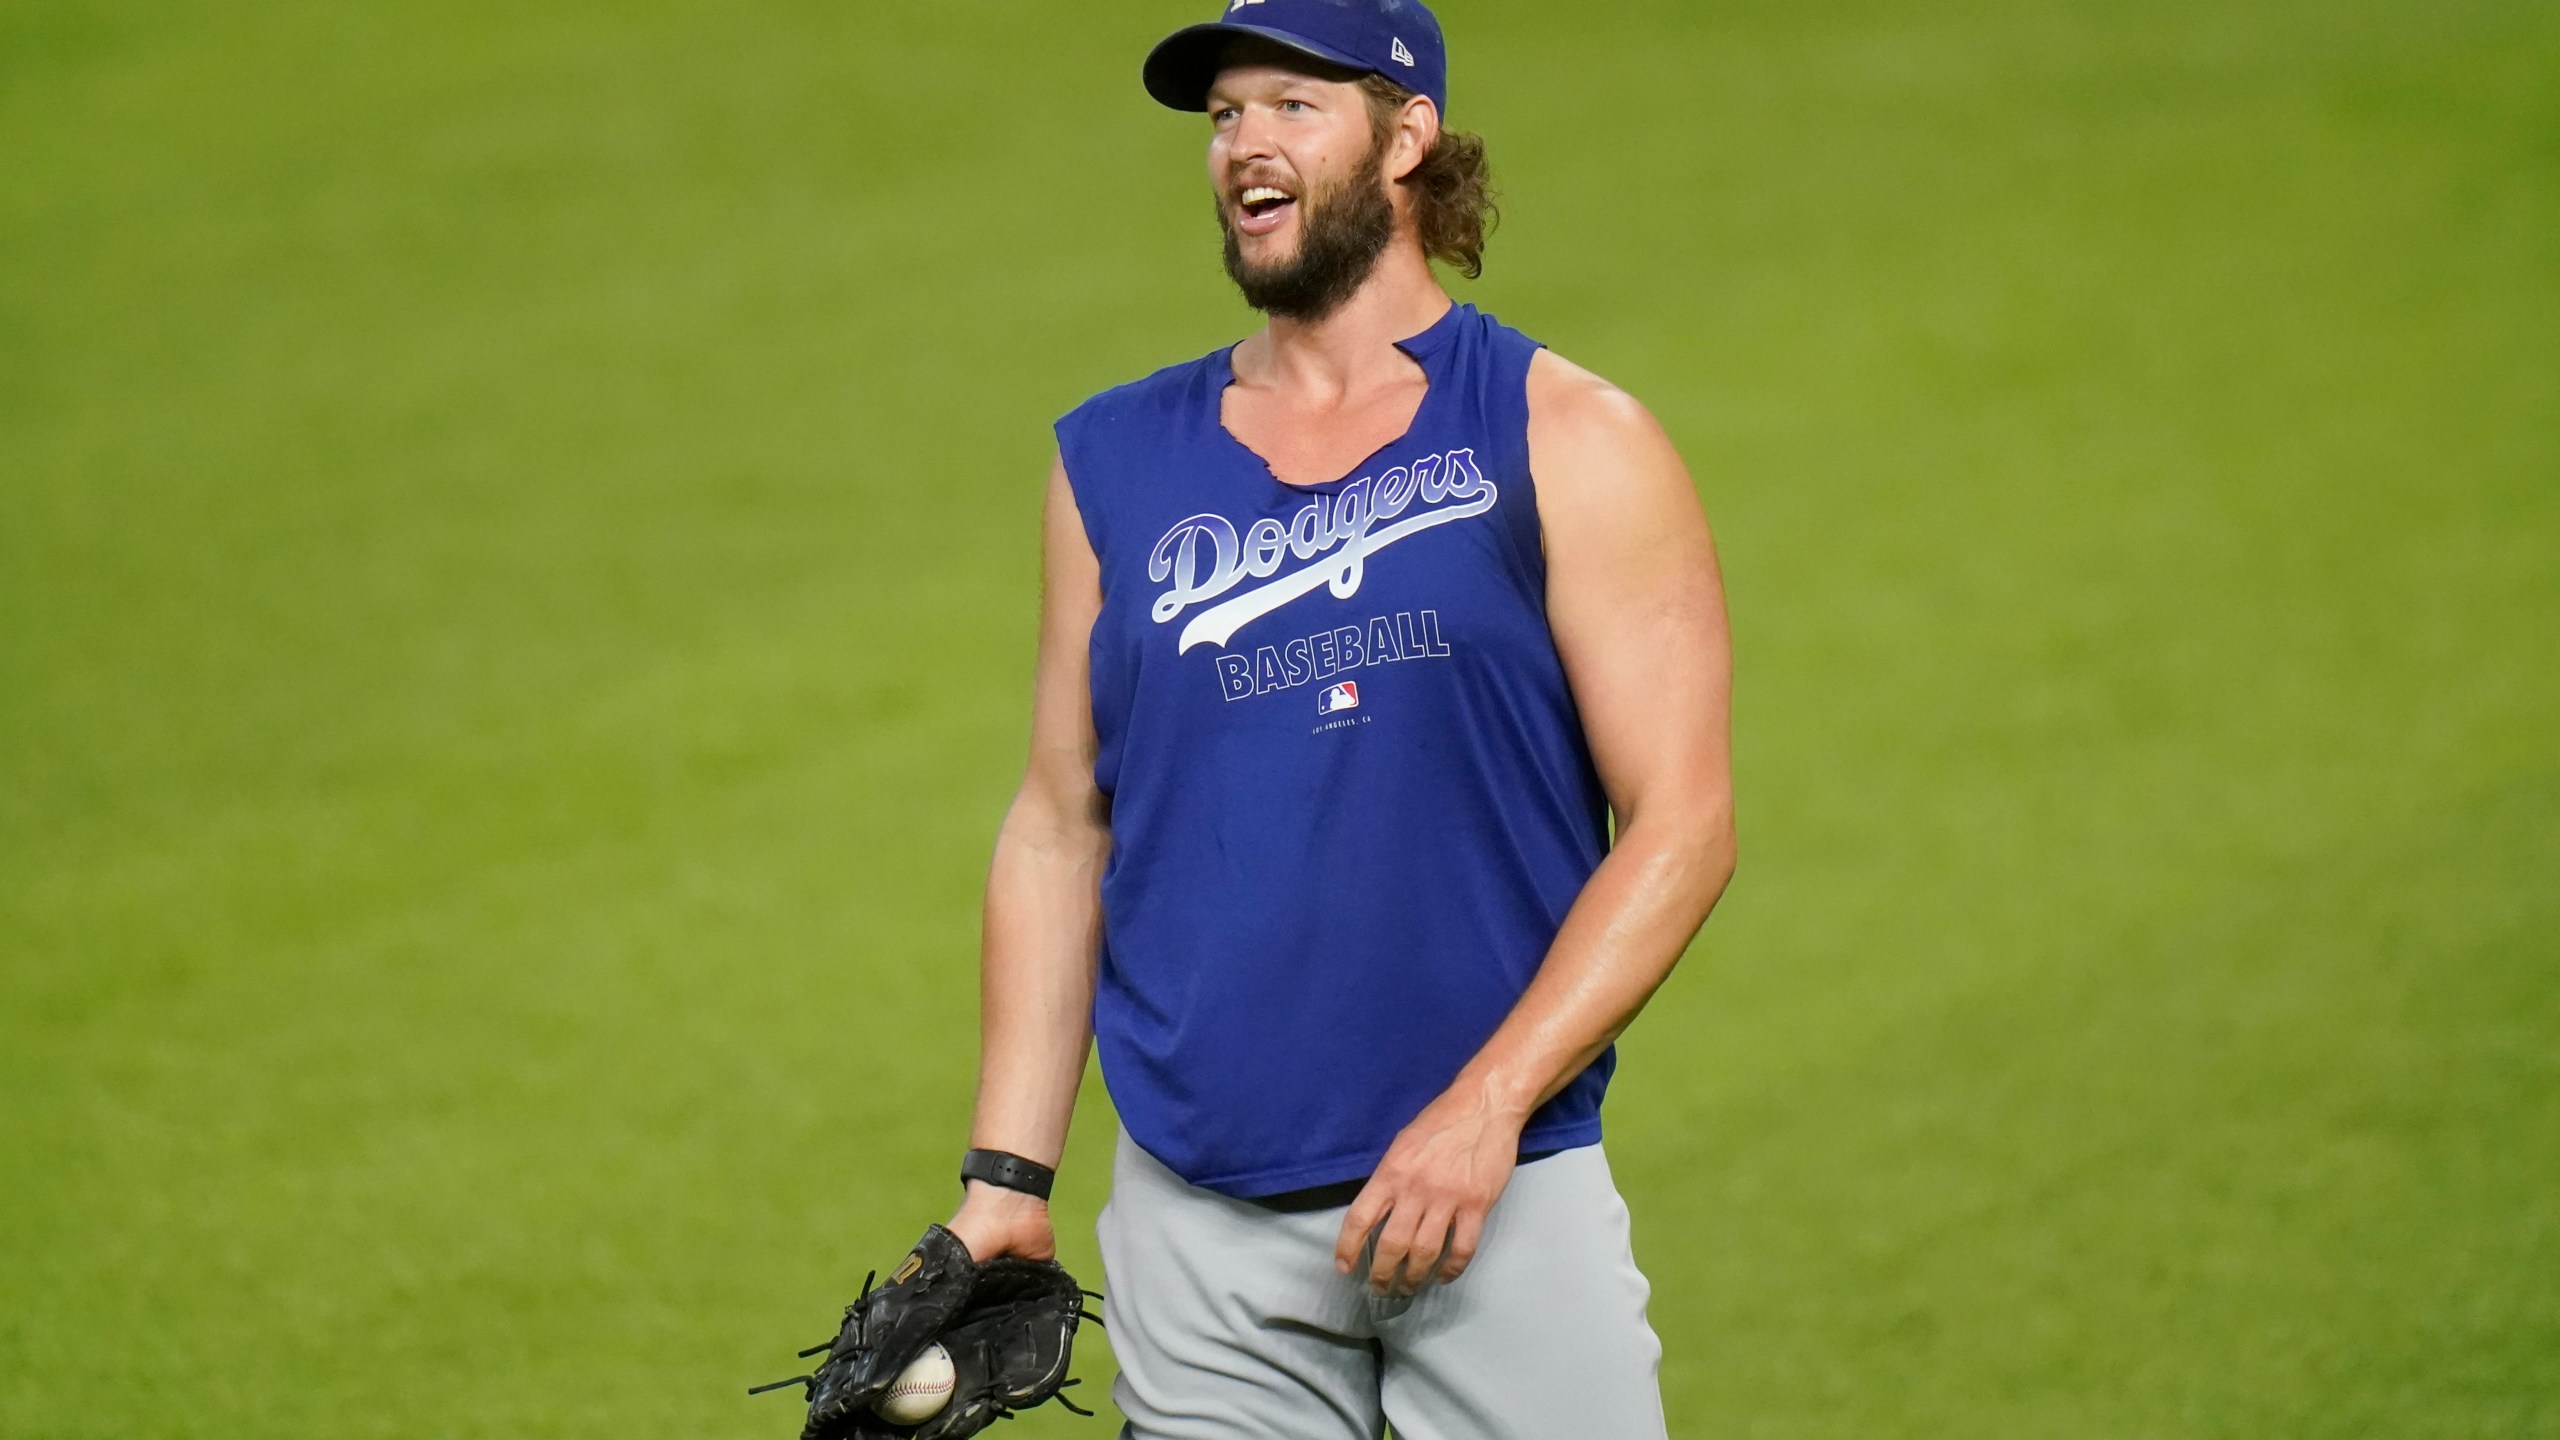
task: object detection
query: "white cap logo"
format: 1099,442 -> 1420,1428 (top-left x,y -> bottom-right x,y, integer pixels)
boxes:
1390,36 -> 1415,65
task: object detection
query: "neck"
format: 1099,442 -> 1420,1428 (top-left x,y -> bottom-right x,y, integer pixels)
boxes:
1234,241 -> 1451,399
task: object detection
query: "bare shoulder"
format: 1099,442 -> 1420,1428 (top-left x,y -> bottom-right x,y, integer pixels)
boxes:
1524,348 -> 1699,523
1527,347 -> 1660,441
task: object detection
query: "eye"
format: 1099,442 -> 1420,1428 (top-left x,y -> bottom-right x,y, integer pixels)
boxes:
1212,104 -> 1240,124
1279,99 -> 1308,113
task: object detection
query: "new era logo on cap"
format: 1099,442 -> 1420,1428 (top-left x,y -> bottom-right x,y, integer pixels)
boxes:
1390,36 -> 1414,65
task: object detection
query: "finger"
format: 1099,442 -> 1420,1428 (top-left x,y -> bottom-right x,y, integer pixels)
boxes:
1367,1202 -> 1426,1294
1336,1180 -> 1391,1274
1365,1161 -> 1484,1293
1382,1236 -> 1429,1298
1436,1208 -> 1485,1285
1395,1202 -> 1456,1295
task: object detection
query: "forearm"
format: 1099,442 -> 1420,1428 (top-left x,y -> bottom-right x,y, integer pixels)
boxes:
1336,803 -> 1733,1290
1453,804 -> 1736,1123
969,789 -> 1109,1167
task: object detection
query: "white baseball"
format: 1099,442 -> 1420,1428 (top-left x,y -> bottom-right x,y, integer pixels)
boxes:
876,1342 -> 956,1425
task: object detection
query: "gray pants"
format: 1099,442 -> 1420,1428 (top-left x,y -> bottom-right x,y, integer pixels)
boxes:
1095,1129 -> 1669,1439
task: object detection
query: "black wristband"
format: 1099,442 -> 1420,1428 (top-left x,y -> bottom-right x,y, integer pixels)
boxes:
960,1148 -> 1056,1201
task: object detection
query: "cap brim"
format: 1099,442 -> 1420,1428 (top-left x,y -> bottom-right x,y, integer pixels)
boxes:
1142,23 -> 1376,112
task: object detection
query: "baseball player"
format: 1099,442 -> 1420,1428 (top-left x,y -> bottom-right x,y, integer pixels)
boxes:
941,2 -> 1735,1435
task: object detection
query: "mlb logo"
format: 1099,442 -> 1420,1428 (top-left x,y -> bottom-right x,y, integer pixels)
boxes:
1317,681 -> 1360,715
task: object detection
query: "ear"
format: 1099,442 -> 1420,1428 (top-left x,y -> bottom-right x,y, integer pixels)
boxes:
1384,93 -> 1440,183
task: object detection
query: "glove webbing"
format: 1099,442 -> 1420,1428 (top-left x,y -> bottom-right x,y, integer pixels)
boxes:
746,1280 -> 1108,1411
746,1267 -> 883,1398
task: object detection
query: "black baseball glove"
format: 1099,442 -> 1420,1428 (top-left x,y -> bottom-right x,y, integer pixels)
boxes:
752,1223 -> 1102,1440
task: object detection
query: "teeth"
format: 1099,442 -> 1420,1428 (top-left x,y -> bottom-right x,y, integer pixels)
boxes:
1241,186 -> 1291,207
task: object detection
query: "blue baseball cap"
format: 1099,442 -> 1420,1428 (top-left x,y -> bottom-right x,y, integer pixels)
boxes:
1144,0 -> 1450,117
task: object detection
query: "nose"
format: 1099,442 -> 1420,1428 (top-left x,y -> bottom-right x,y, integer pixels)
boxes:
1227,101 -> 1281,166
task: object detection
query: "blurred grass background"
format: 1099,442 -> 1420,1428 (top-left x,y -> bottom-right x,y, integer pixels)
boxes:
3,0 -> 2555,1435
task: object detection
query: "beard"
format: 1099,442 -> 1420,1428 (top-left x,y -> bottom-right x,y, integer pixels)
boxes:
1218,142 -> 1396,323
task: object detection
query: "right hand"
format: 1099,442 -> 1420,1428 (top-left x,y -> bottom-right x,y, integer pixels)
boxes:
946,1180 -> 1056,1263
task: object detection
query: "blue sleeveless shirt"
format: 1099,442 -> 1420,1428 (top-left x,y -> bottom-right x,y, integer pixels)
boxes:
1054,302 -> 1613,1199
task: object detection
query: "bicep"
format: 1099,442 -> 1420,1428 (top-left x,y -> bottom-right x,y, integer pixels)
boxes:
1528,362 -> 1733,829
1021,454 -> 1107,828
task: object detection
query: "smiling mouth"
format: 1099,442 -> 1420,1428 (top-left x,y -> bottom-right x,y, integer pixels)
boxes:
1234,184 -> 1298,236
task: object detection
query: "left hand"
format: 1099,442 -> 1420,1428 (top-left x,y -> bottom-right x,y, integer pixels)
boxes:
1334,1082 -> 1528,1296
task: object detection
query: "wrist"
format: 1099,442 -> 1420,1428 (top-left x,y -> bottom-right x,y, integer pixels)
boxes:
960,1146 -> 1057,1200
1451,1064 -> 1542,1127
960,1178 -> 1050,1212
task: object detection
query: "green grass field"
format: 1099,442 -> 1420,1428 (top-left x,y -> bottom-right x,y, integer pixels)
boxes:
4,0 -> 2555,1435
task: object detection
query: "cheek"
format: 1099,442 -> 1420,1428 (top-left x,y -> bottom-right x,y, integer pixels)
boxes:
1294,130 -> 1367,191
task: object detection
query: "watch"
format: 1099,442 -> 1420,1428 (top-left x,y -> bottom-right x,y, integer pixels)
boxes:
960,1148 -> 1056,1201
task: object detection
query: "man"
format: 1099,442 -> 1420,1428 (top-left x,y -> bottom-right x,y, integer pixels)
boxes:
939,1 -> 1734,1435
